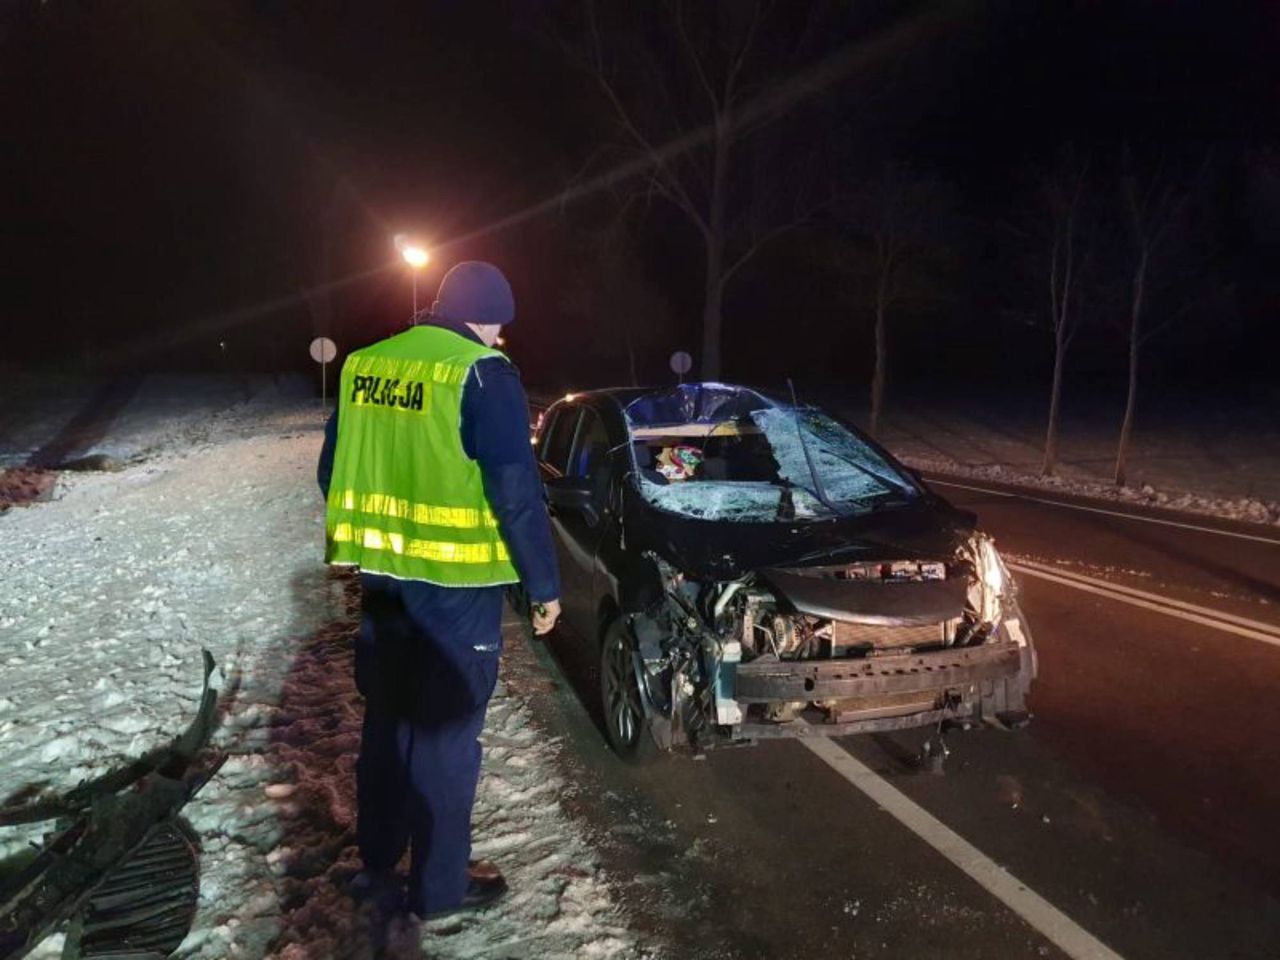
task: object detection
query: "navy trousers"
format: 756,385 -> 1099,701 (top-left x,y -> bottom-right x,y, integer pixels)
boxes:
353,573 -> 504,914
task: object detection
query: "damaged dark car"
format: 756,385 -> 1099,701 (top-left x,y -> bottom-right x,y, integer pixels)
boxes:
533,383 -> 1036,761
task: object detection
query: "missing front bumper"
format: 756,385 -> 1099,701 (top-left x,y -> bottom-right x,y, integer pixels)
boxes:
728,641 -> 1031,737
734,642 -> 1022,701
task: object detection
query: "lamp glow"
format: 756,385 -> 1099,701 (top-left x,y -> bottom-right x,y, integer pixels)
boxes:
401,245 -> 430,268
394,233 -> 431,269
394,234 -> 431,326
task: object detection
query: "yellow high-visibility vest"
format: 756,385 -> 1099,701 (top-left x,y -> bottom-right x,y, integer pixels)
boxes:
324,325 -> 520,586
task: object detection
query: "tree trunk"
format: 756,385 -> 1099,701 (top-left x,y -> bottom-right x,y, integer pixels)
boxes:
1041,336 -> 1065,477
701,268 -> 724,381
1043,197 -> 1077,478
1115,251 -> 1147,487
1115,337 -> 1139,487
870,294 -> 888,439
700,116 -> 730,381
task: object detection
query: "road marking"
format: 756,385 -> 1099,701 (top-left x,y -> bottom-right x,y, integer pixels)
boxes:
1011,558 -> 1280,634
925,477 -> 1280,546
1008,561 -> 1280,648
801,736 -> 1126,960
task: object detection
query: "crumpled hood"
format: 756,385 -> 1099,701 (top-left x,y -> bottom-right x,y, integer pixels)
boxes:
757,567 -> 970,625
629,495 -> 976,581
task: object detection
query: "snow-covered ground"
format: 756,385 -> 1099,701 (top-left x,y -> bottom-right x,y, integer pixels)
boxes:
868,394 -> 1280,527
0,375 -> 651,959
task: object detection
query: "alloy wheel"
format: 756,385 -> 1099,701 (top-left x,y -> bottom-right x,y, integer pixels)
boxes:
602,628 -> 644,749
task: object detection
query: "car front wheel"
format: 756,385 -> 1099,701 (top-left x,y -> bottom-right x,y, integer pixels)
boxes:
599,619 -> 658,764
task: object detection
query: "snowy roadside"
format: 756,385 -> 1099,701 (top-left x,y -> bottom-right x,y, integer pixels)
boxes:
898,453 -> 1280,527
0,380 -> 652,959
0,373 -> 284,470
872,403 -> 1280,528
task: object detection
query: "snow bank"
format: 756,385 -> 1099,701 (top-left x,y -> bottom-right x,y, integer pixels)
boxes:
860,399 -> 1280,528
0,374 -> 298,470
901,455 -> 1280,527
0,377 -> 650,959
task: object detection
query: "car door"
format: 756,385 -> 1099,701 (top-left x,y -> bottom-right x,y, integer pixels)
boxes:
536,404 -> 591,629
548,405 -> 615,634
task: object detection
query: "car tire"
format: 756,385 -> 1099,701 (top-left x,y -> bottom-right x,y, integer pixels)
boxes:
599,619 -> 659,764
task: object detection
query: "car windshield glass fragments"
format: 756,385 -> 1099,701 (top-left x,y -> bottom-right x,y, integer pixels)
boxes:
624,386 -> 915,523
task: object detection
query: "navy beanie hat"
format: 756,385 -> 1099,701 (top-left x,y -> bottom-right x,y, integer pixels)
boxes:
430,261 -> 515,326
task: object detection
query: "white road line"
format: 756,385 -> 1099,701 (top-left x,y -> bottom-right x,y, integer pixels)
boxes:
925,477 -> 1280,546
801,737 -> 1126,960
1008,562 -> 1280,648
1011,558 -> 1280,636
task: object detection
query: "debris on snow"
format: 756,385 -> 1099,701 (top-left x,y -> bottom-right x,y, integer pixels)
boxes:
0,375 -> 651,960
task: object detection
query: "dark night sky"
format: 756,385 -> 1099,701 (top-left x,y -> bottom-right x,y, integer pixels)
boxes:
3,1 -> 1279,399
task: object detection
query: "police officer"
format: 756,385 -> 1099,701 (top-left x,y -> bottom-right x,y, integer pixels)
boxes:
318,261 -> 560,919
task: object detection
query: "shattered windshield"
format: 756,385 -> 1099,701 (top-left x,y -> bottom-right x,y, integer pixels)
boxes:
624,385 -> 917,523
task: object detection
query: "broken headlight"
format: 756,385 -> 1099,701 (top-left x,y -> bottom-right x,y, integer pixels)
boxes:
969,533 -> 1009,627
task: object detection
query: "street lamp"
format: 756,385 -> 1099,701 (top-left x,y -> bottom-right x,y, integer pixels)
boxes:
394,234 -> 430,324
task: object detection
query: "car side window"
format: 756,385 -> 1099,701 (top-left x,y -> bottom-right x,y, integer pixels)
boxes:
540,406 -> 581,477
536,408 -> 560,462
568,409 -> 609,479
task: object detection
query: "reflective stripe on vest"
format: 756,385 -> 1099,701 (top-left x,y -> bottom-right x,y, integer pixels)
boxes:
324,325 -> 521,586
331,490 -> 499,529
331,524 -> 511,564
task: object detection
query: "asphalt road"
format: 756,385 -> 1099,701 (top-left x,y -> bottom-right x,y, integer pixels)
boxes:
509,478 -> 1280,960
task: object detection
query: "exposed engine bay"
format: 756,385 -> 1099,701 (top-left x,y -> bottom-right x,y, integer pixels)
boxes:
626,533 -> 1036,751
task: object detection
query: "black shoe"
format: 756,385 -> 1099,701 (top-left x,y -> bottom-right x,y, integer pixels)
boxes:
418,874 -> 509,921
347,868 -> 405,914
468,858 -> 502,881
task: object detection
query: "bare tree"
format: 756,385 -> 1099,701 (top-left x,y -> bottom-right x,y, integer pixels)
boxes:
1111,148 -> 1202,487
1037,149 -> 1094,477
576,2 -> 835,380
836,164 -> 950,438
559,218 -> 673,387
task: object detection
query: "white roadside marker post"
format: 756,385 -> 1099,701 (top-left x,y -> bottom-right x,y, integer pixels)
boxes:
309,336 -> 337,407
670,350 -> 693,384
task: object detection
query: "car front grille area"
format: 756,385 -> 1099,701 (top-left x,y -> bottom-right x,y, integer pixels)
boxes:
806,616 -> 962,657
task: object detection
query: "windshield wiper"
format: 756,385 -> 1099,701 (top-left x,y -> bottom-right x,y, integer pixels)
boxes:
787,379 -> 848,517
792,540 -> 872,565
770,478 -> 839,519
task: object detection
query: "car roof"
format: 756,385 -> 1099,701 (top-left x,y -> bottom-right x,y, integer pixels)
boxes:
548,382 -> 781,410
